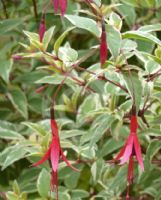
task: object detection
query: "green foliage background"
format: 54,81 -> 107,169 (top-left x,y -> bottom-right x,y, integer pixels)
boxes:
0,0 -> 161,199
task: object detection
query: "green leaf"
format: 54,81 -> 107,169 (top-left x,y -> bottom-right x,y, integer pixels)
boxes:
23,31 -> 41,49
98,138 -> 124,158
43,26 -> 55,51
89,115 -> 115,146
109,12 -> 122,31
64,170 -> 80,189
0,18 -> 22,35
7,88 -> 28,119
138,24 -> 161,32
1,144 -> 27,170
122,72 -> 142,112
156,189 -> 161,200
121,39 -> 137,51
120,0 -> 140,7
106,24 -> 121,59
36,74 -> 78,92
0,127 -> 23,140
145,60 -> 160,74
117,3 -> 136,26
0,59 -> 13,83
54,27 -> 75,54
22,122 -> 47,136
91,159 -> 104,183
58,47 -> 78,63
65,15 -> 99,37
78,94 -> 101,115
6,192 -> 18,200
109,165 -> 127,191
23,31 -> 39,42
37,169 -> 50,198
13,180 -> 20,195
146,140 -> 161,161
60,130 -> 87,140
71,190 -> 89,198
36,74 -> 74,85
122,31 -> 161,46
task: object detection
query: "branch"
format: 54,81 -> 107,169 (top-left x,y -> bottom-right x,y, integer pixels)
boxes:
76,66 -> 128,93
32,0 -> 38,19
1,0 -> 8,18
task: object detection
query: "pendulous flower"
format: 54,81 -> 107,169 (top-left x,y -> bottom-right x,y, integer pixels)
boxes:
114,113 -> 144,199
114,115 -> 144,170
32,108 -> 79,200
53,0 -> 67,16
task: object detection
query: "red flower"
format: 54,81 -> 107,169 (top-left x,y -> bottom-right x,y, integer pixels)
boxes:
53,0 -> 67,16
114,115 -> 144,171
114,115 -> 144,199
39,14 -> 46,43
100,23 -> 108,66
32,109 -> 79,199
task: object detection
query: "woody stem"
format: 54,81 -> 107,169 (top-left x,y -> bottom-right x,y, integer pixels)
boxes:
76,66 -> 128,92
32,0 -> 38,19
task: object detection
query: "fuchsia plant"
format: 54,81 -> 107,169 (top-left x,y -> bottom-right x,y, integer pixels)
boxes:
35,1 -> 143,199
11,0 -> 160,199
2,0 -> 161,199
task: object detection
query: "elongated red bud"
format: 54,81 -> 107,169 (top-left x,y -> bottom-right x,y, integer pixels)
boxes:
53,0 -> 59,13
100,23 -> 108,66
39,14 -> 46,43
60,0 -> 67,16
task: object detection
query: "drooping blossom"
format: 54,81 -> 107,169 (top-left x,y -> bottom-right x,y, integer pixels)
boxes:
32,108 -> 79,199
100,23 -> 108,66
53,0 -> 67,16
39,14 -> 46,42
114,114 -> 144,199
